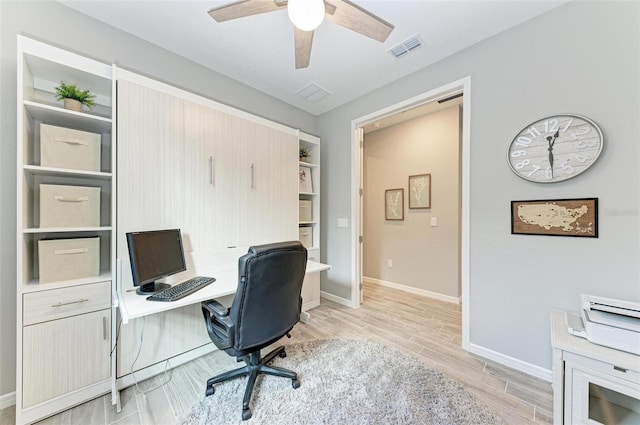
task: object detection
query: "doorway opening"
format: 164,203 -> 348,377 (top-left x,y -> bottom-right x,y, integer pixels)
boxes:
350,77 -> 471,350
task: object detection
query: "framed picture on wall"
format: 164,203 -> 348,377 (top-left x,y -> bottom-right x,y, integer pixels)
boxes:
385,188 -> 404,220
299,166 -> 313,193
511,198 -> 598,237
408,174 -> 431,209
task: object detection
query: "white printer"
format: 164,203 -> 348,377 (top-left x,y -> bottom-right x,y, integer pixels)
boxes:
570,294 -> 640,355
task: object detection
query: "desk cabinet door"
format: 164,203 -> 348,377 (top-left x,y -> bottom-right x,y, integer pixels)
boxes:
22,309 -> 110,407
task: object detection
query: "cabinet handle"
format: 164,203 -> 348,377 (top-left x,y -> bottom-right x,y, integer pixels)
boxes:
613,365 -> 627,373
208,156 -> 215,187
250,163 -> 255,190
53,136 -> 89,146
51,298 -> 89,307
54,195 -> 89,202
103,316 -> 108,340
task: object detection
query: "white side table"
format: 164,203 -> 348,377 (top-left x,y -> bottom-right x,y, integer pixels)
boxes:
550,310 -> 640,424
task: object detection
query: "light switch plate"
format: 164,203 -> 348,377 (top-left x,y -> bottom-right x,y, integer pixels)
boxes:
430,217 -> 438,227
338,218 -> 349,228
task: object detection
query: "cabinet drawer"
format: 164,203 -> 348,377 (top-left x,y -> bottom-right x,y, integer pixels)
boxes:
23,281 -> 111,326
565,351 -> 640,384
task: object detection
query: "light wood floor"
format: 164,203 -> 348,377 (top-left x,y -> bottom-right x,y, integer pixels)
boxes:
1,282 -> 553,424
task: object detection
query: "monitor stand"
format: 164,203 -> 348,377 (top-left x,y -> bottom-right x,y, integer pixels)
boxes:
136,281 -> 171,295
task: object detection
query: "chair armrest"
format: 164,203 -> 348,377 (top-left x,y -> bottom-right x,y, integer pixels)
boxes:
202,299 -> 229,319
201,299 -> 234,350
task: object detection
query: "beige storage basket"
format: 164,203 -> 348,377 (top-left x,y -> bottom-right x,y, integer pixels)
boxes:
298,227 -> 313,248
38,237 -> 100,283
40,123 -> 101,172
40,184 -> 101,228
299,200 -> 312,222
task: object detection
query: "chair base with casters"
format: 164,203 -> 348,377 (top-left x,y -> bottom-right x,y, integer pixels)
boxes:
205,343 -> 300,420
201,241 -> 308,421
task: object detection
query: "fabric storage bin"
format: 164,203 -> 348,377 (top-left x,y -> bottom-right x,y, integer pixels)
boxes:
299,227 -> 312,248
40,123 -> 101,172
40,184 -> 101,228
299,200 -> 312,222
38,237 -> 100,283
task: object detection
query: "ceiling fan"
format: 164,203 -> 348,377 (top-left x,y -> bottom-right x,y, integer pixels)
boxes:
208,0 -> 394,69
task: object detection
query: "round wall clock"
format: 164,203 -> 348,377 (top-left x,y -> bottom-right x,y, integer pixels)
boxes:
507,114 -> 604,183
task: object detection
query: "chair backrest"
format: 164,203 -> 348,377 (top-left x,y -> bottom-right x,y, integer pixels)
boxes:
230,241 -> 307,352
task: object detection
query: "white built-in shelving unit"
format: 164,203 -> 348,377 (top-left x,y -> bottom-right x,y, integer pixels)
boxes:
16,36 -> 115,424
298,132 -> 321,262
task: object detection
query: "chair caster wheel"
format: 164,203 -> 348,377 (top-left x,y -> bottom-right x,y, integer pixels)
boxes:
279,351 -> 287,358
292,378 -> 300,389
242,408 -> 252,420
205,386 -> 215,396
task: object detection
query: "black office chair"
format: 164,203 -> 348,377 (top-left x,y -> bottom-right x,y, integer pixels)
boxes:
201,241 -> 308,421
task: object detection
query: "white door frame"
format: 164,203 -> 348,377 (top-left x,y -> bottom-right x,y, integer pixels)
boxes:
350,76 -> 471,350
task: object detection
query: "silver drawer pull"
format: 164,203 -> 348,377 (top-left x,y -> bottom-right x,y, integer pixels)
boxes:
54,195 -> 89,202
51,298 -> 89,307
103,316 -> 108,340
54,247 -> 89,255
53,136 -> 89,146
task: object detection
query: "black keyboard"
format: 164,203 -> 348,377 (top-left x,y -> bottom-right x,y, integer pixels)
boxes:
147,276 -> 216,302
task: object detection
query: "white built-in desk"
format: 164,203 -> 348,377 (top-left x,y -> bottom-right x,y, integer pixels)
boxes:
117,258 -> 330,323
113,254 -> 329,411
550,310 -> 640,424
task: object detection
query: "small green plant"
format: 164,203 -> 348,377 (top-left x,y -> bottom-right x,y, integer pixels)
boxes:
299,147 -> 310,161
54,81 -> 96,109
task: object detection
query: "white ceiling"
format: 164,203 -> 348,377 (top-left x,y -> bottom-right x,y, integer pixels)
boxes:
59,0 -> 567,116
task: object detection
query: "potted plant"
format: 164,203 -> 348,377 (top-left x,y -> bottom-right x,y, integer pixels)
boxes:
299,147 -> 310,162
55,81 -> 96,112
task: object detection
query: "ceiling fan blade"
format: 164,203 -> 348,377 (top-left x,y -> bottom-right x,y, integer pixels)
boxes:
325,0 -> 394,43
294,28 -> 314,69
208,0 -> 287,23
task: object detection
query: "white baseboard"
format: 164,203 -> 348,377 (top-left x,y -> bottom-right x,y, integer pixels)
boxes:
320,291 -> 352,307
469,343 -> 552,382
363,277 -> 461,304
0,391 -> 16,409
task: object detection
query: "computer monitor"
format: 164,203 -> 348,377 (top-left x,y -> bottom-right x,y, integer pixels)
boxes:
126,228 -> 186,295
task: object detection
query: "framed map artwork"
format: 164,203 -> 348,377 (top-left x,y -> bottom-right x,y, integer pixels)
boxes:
511,198 -> 598,237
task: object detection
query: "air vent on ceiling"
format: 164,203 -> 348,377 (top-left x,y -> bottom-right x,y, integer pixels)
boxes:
389,34 -> 424,59
295,82 -> 331,103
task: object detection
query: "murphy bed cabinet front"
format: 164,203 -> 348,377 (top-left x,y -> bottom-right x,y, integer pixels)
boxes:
16,36 -> 116,424
115,72 -> 298,378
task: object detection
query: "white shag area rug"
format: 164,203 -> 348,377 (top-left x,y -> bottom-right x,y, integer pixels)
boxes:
179,339 -> 506,425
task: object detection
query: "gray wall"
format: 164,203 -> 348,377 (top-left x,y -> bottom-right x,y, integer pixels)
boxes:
363,106 -> 460,298
0,0 -> 316,398
1,0 -> 639,400
317,0 -> 639,369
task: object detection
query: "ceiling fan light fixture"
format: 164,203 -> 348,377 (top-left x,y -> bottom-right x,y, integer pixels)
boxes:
288,0 -> 325,31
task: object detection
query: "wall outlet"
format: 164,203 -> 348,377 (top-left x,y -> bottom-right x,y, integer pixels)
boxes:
387,259 -> 393,268
430,217 -> 438,227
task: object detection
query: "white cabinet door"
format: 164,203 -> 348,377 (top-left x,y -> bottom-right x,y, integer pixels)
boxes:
238,122 -> 298,247
22,309 -> 110,407
182,100 -> 217,253
117,80 -> 185,286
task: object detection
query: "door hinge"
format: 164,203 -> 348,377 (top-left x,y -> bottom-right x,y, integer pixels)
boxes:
359,188 -> 363,196
359,283 -> 363,290
359,235 -> 363,243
